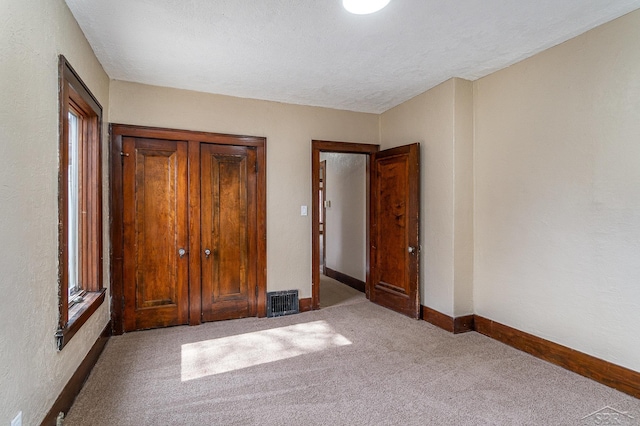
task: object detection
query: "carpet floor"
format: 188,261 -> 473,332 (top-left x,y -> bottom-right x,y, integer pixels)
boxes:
65,278 -> 640,425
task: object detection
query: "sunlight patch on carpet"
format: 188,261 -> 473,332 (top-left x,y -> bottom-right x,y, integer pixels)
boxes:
181,320 -> 352,381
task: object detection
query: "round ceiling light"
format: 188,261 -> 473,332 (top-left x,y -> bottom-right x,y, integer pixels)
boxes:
343,0 -> 391,15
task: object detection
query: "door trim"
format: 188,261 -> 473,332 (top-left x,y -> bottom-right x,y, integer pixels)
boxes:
110,124 -> 267,334
319,160 -> 327,275
311,140 -> 379,310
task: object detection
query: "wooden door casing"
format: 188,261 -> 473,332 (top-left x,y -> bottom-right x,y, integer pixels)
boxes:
370,143 -> 420,318
311,141 -> 379,310
319,160 -> 326,275
110,124 -> 267,335
122,137 -> 190,331
201,144 -> 257,321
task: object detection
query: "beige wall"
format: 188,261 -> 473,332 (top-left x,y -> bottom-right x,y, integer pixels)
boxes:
379,78 -> 474,317
321,153 -> 367,282
0,1 -> 111,425
109,81 -> 379,298
474,9 -> 640,372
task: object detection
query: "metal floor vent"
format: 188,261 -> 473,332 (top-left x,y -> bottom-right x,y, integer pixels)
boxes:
267,290 -> 299,317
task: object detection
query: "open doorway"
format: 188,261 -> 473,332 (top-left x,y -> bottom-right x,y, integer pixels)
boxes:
311,141 -> 378,310
319,152 -> 367,308
312,140 -> 421,318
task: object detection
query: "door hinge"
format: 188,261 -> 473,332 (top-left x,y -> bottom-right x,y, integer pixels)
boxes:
255,285 -> 259,297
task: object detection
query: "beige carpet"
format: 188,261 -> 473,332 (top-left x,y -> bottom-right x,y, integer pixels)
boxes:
65,287 -> 640,425
319,274 -> 365,309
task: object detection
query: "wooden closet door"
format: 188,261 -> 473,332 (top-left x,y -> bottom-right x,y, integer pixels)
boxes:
200,144 -> 257,321
122,137 -> 189,331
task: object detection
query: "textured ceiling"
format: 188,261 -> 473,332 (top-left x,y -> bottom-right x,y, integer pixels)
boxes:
65,0 -> 640,113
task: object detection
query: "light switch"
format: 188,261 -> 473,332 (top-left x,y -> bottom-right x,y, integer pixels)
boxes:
301,205 -> 308,216
11,412 -> 22,426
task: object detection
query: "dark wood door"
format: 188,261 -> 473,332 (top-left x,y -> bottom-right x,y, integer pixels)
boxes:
111,125 -> 267,334
200,144 -> 257,321
370,143 -> 420,318
319,160 -> 327,274
122,137 -> 189,331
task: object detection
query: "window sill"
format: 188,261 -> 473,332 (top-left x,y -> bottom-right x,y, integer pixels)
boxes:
56,289 -> 106,351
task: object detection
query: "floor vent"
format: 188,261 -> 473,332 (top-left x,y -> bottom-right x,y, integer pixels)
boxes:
267,290 -> 299,317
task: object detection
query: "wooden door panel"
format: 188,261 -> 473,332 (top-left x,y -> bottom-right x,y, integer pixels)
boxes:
376,155 -> 410,296
135,148 -> 178,308
201,144 -> 257,321
123,137 -> 189,331
216,157 -> 247,300
370,143 -> 420,318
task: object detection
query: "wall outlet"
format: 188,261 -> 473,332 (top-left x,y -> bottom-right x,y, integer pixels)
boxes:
11,411 -> 22,426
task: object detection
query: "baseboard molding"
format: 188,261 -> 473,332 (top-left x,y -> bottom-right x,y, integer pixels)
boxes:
474,315 -> 640,399
324,267 -> 366,293
422,308 -> 640,398
41,321 -> 112,425
299,297 -> 313,313
454,315 -> 475,334
421,306 -> 474,334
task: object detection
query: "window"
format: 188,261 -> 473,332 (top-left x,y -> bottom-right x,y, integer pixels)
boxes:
56,56 -> 105,350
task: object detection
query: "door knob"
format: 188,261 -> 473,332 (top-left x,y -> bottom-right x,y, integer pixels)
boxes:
204,249 -> 211,258
178,248 -> 186,258
408,246 -> 416,254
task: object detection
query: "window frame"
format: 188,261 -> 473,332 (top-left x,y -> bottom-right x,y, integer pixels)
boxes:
56,55 -> 105,351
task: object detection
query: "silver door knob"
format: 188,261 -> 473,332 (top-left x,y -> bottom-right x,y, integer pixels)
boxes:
408,246 -> 415,253
204,249 -> 211,258
178,248 -> 186,258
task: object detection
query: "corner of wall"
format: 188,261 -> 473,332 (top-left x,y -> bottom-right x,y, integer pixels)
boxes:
452,78 -> 474,317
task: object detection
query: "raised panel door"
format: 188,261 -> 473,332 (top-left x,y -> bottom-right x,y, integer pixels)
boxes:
200,144 -> 257,321
122,137 -> 189,331
370,143 -> 420,318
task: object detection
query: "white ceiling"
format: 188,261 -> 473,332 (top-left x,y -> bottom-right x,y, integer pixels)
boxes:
65,0 -> 640,114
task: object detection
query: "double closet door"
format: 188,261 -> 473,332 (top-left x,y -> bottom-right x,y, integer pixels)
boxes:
111,125 -> 266,333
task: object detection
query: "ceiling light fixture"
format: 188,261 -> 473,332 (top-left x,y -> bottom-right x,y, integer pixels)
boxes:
343,0 -> 391,15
